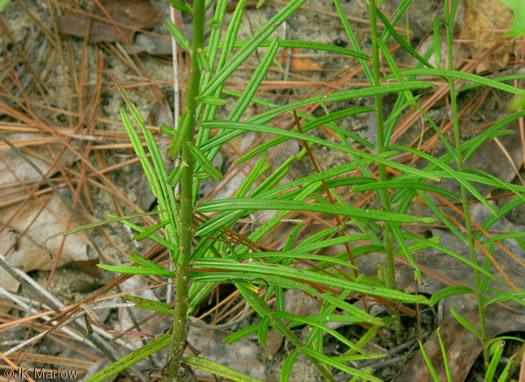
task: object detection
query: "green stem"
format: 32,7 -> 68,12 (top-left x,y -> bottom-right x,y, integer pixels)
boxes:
369,0 -> 401,340
444,0 -> 488,369
167,1 -> 205,380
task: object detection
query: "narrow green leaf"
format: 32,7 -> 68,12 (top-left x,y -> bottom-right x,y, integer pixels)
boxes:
167,0 -> 192,13
280,350 -> 299,382
235,281 -> 272,317
391,224 -> 422,282
433,18 -> 444,69
450,308 -> 482,341
237,107 -> 374,162
193,260 -> 429,304
462,111 -> 525,161
258,316 -> 271,349
404,231 -> 501,285
202,0 -> 308,97
97,264 -> 174,278
197,198 -> 436,225
168,112 -> 190,159
112,76 -> 179,255
201,82 -> 435,153
377,39 -> 418,107
117,218 -> 177,251
479,254 -> 492,306
160,123 -> 177,137
344,326 -> 378,357
419,339 -> 441,382
275,313 -> 367,355
332,0 -> 373,83
47,211 -> 160,241
199,96 -> 229,106
301,347 -> 381,382
497,354 -> 516,382
187,142 -> 223,181
132,220 -> 170,241
203,120 -> 440,181
376,8 -> 433,68
227,39 -> 370,60
184,355 -> 264,382
251,148 -> 306,196
392,69 -> 525,95
224,324 -> 259,344
351,180 -> 459,200
236,152 -> 270,198
320,293 -> 384,326
485,341 -> 504,382
485,288 -> 525,307
125,295 -> 172,315
229,39 -> 280,121
429,286 -> 475,306
129,250 -> 166,270
509,228 -> 525,251
85,334 -> 170,382
436,328 -> 452,382
166,20 -> 191,51
390,144 -> 497,216
240,251 -> 358,270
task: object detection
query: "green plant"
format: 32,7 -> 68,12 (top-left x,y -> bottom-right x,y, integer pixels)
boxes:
55,0 -> 525,381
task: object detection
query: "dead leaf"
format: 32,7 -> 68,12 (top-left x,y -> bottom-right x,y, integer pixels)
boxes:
0,134 -> 76,199
71,258 -> 100,279
459,0 -> 517,73
0,195 -> 92,292
394,305 -> 525,381
267,328 -> 284,355
57,0 -> 162,43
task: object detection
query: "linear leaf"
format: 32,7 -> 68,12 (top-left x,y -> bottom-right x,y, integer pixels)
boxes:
320,293 -> 384,326
227,39 -> 370,60
229,38 -> 280,121
450,308 -> 482,341
393,69 -> 525,95
129,250 -> 166,270
302,347 -> 381,382
390,144 -> 497,216
203,121 -> 440,181
193,260 -> 429,304
197,198 -> 436,224
202,0 -> 308,97
167,0 -> 192,13
47,211 -> 160,240
125,295 -> 171,315
237,107 -> 374,162
351,180 -> 459,200
97,264 -> 174,278
419,339 -> 441,382
187,142 -> 223,181
201,82 -> 434,153
185,355 -> 264,382
166,20 -> 191,51
429,286 -> 475,306
274,312 -> 369,353
132,220 -> 170,241
85,334 -> 170,382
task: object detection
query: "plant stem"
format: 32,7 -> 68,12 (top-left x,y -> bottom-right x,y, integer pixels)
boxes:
168,1 -> 205,380
444,0 -> 488,368
369,0 -> 402,339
